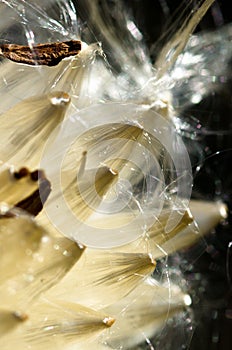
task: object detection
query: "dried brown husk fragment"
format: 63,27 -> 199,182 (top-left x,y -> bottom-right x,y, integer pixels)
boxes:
0,40 -> 81,66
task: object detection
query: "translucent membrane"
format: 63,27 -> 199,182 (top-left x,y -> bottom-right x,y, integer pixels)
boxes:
35,210 -> 65,238
170,22 -> 232,111
155,0 -> 216,78
104,277 -> 190,349
93,199 -> 227,261
62,160 -> 119,223
47,249 -> 156,309
0,91 -> 70,169
90,208 -> 193,258
77,0 -> 155,104
41,102 -> 192,248
76,1 -> 216,106
0,299 -> 115,350
0,0 -> 83,113
0,0 -> 78,43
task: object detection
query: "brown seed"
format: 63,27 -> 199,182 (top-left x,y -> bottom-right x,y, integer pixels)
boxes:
16,178 -> 51,217
30,169 -> 46,182
14,167 -> 29,179
0,40 -> 82,66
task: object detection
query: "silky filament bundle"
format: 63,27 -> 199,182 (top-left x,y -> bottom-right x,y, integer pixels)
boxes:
0,92 -> 70,169
0,299 -> 115,350
0,0 -> 228,349
41,102 -> 192,248
0,205 -> 85,312
46,249 -> 156,309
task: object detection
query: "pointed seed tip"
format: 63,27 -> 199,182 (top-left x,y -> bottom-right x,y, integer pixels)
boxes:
103,317 -> 115,327
12,311 -> 29,322
109,168 -> 118,177
149,253 -> 156,267
76,242 -> 86,250
218,202 -> 228,219
185,209 -> 194,224
50,91 -> 71,106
